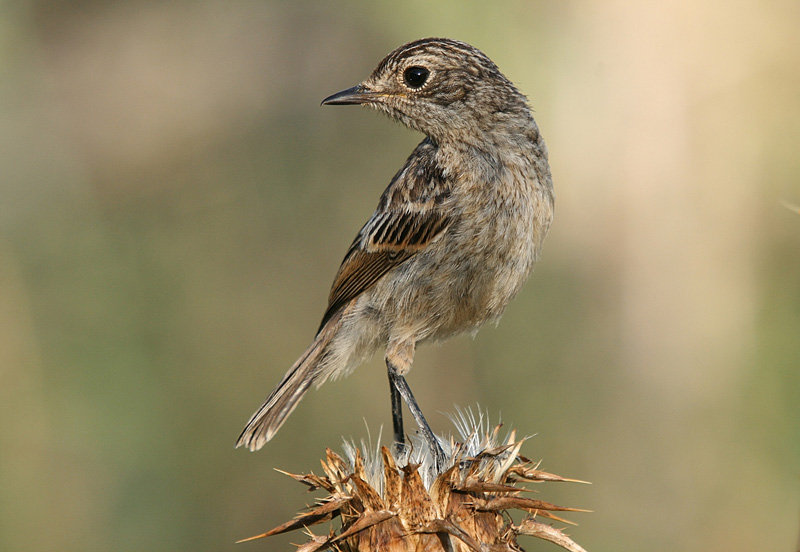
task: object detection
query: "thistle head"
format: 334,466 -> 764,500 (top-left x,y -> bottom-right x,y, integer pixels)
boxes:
240,409 -> 589,552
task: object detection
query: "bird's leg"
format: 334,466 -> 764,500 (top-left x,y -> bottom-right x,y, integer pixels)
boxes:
387,368 -> 446,471
388,367 -> 405,455
385,342 -> 446,471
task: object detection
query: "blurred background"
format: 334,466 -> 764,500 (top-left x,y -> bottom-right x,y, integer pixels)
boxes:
1,1 -> 799,551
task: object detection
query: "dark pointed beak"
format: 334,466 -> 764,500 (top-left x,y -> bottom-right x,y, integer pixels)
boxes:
321,85 -> 372,106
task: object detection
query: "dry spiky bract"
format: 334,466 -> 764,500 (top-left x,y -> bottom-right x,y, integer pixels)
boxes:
239,420 -> 589,552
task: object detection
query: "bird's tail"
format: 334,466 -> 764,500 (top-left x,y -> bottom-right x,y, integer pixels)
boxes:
235,314 -> 340,451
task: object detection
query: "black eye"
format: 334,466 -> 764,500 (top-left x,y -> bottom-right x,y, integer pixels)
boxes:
403,66 -> 429,89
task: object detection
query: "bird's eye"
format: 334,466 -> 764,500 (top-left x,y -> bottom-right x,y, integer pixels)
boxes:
403,66 -> 429,89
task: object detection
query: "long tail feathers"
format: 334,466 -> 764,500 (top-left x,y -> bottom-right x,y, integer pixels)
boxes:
235,316 -> 339,451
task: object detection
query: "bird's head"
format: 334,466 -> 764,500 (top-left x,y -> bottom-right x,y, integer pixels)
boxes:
322,38 -> 531,145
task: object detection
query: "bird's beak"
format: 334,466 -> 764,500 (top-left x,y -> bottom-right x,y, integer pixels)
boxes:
321,85 -> 374,106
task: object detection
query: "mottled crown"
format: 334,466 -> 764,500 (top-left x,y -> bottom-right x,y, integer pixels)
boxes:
359,38 -> 533,143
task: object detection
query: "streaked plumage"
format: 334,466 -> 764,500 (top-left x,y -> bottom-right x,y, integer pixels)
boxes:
237,38 -> 554,453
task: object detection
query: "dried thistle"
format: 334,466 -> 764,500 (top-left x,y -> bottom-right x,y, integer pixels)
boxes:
239,409 -> 590,551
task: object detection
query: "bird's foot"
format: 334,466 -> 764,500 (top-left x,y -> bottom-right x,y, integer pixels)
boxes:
388,370 -> 447,473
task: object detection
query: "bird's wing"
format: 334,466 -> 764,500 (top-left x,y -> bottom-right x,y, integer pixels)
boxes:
318,141 -> 452,332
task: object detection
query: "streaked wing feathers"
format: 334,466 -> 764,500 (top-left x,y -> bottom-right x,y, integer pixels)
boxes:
318,207 -> 450,331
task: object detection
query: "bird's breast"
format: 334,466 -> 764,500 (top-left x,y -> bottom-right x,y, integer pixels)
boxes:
362,141 -> 553,346
435,159 -> 550,326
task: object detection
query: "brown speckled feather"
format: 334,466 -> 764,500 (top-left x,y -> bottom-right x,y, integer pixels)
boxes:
319,138 -> 452,331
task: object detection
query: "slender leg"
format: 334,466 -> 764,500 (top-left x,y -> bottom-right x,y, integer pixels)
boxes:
389,367 -> 405,453
387,360 -> 446,471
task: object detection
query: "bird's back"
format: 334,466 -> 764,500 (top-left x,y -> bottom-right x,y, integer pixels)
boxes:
346,127 -> 554,349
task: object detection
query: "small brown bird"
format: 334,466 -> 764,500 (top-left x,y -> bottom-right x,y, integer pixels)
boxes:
236,38 -> 554,464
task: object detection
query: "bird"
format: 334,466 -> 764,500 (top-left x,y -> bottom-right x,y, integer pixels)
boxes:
236,37 -> 554,465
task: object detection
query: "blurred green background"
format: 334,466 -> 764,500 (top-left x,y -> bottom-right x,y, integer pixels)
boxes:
1,1 -> 799,551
